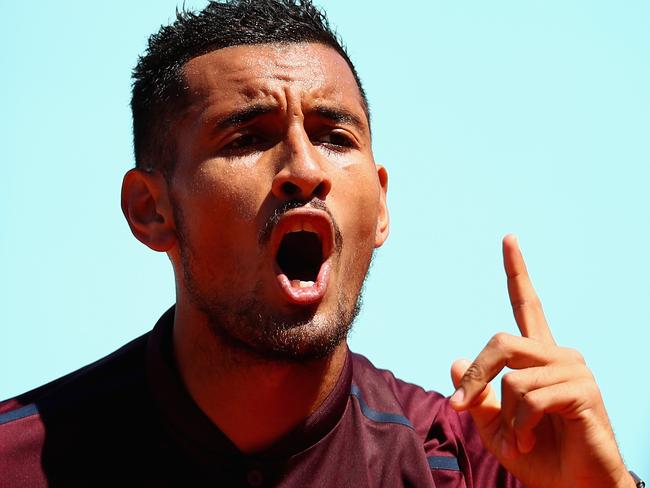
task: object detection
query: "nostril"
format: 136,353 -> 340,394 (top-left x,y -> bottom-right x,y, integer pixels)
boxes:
314,181 -> 328,199
281,181 -> 301,196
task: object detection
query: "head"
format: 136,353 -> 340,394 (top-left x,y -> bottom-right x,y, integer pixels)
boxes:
131,0 -> 369,177
122,0 -> 389,362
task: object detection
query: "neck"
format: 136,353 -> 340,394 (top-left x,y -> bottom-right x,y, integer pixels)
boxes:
172,303 -> 347,454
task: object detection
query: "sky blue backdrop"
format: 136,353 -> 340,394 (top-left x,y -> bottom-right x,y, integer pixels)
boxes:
2,0 -> 648,476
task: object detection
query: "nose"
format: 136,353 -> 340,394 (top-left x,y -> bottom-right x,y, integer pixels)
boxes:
271,127 -> 332,201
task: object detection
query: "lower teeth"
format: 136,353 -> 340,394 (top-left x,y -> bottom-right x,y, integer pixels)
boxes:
291,280 -> 315,288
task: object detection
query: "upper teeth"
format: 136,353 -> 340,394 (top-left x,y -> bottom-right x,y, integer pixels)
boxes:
287,221 -> 320,237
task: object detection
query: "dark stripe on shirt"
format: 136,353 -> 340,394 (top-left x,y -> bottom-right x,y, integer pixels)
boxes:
350,383 -> 413,428
0,404 -> 39,426
427,456 -> 460,471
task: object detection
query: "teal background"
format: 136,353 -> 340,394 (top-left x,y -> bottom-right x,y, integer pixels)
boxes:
2,0 -> 648,476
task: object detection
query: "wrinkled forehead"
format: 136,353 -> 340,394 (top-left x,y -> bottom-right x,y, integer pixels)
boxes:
181,43 -> 366,116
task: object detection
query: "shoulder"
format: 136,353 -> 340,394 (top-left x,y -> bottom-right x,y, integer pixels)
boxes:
350,352 -> 449,440
349,352 -> 523,487
0,331 -> 150,418
0,333 -> 152,484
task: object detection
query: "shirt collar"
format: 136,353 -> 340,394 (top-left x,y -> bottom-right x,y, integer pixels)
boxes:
146,306 -> 352,465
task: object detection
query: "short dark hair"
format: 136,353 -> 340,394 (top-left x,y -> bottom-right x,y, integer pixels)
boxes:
131,0 -> 369,175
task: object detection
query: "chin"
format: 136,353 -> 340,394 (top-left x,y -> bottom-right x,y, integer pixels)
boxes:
196,289 -> 362,363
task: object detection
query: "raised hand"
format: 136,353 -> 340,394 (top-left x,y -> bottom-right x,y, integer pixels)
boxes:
449,235 -> 635,488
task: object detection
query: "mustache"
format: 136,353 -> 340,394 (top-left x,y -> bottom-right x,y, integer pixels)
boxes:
258,199 -> 343,251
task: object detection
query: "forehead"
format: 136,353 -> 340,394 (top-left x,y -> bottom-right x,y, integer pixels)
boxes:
181,42 -> 365,115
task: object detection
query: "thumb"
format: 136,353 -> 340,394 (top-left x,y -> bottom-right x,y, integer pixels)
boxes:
450,359 -> 501,431
450,358 -> 471,391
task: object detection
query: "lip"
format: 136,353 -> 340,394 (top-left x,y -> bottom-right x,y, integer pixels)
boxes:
270,208 -> 335,306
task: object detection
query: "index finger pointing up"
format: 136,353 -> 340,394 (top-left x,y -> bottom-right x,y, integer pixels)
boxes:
503,235 -> 555,344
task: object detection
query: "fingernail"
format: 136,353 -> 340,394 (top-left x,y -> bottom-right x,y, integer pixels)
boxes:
501,437 -> 518,459
516,431 -> 536,454
450,387 -> 465,406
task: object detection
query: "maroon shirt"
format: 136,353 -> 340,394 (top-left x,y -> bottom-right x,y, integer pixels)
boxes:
0,308 -> 523,487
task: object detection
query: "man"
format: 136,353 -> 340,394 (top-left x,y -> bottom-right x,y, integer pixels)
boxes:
0,1 -> 642,486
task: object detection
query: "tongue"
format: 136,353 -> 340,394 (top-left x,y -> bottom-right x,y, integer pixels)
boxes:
276,261 -> 331,306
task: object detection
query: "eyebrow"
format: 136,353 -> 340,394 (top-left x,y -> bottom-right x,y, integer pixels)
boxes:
311,105 -> 367,134
212,103 -> 367,134
214,103 -> 278,131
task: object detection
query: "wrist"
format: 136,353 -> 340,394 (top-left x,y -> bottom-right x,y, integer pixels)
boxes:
629,471 -> 646,488
615,470 -> 643,488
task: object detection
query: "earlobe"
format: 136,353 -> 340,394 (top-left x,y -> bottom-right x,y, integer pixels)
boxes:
121,168 -> 177,252
374,165 -> 390,248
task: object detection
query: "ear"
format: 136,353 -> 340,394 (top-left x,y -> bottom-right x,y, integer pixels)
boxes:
374,164 -> 390,248
121,168 -> 177,252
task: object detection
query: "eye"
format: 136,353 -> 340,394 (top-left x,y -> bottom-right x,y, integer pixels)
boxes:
221,133 -> 266,152
315,130 -> 356,151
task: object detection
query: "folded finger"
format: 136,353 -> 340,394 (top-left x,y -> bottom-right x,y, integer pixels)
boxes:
512,379 -> 596,452
452,333 -> 559,410
500,364 -> 593,443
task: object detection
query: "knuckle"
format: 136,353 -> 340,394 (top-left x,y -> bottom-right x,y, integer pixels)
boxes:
585,368 -> 596,383
510,296 -> 542,312
571,363 -> 594,382
501,372 -> 519,392
567,379 -> 602,415
489,332 -> 511,351
530,367 -> 547,389
562,347 -> 586,365
581,377 -> 601,399
521,391 -> 543,414
462,362 -> 485,384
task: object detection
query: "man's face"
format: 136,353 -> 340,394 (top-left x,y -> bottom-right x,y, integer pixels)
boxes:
167,43 -> 388,360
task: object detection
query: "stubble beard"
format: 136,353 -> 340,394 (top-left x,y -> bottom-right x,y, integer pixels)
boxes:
173,203 -> 371,363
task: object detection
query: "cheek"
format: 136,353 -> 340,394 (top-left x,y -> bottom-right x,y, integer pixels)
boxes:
337,194 -> 378,293
335,172 -> 381,248
180,163 -> 266,221
174,172 -> 266,262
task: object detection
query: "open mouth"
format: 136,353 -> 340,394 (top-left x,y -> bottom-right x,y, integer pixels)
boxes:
276,230 -> 323,285
271,210 -> 334,304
